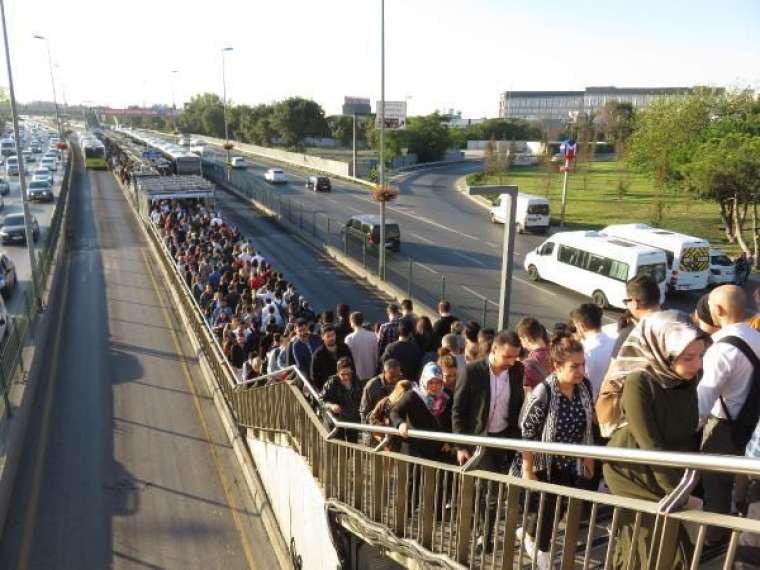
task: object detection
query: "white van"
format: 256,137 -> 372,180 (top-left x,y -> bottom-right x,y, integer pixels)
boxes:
5,156 -> 19,176
601,224 -> 710,292
489,193 -> 550,234
524,230 -> 668,309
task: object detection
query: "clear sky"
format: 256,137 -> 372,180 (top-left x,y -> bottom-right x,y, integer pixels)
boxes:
2,0 -> 758,118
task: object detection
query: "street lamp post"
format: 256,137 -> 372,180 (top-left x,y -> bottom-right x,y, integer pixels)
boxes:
221,47 -> 233,181
33,34 -> 62,139
170,69 -> 178,132
5,3 -> 42,311
378,0 -> 386,280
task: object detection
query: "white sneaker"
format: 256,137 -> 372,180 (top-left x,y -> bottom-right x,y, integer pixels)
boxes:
516,526 -> 537,559
536,550 -> 550,570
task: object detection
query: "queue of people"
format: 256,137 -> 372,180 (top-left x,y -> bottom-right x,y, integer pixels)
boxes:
152,198 -> 760,569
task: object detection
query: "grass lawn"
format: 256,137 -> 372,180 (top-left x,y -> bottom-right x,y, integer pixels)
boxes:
470,160 -> 740,255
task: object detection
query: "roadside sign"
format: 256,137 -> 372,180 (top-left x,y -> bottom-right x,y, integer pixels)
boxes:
375,101 -> 407,129
342,97 -> 371,116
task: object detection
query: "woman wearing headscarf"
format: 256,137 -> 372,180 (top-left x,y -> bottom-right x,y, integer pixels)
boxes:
603,310 -> 706,570
390,363 -> 447,461
511,332 -> 595,567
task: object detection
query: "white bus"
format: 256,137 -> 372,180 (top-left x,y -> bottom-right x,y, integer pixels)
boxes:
601,224 -> 710,292
524,230 -> 668,309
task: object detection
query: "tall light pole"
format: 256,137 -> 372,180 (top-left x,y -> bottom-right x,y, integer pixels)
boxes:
33,34 -> 62,139
221,47 -> 233,181
170,69 -> 178,133
6,5 -> 42,311
378,0 -> 386,280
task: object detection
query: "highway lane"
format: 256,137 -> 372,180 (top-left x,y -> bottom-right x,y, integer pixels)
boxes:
0,164 -> 280,569
194,146 -> 613,328
1,149 -> 68,318
196,144 -> 706,324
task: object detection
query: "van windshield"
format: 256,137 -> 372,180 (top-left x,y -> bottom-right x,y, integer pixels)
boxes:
527,204 -> 549,215
637,262 -> 667,283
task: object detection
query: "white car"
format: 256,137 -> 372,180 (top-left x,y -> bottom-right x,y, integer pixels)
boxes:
230,157 -> 246,169
708,249 -> 736,286
32,167 -> 53,184
264,168 -> 286,184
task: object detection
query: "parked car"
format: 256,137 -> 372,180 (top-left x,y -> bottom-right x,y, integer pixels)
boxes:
21,150 -> 35,164
0,212 -> 39,244
0,253 -> 17,299
41,157 -> 57,172
230,157 -> 247,169
342,214 -> 401,252
27,179 -> 54,202
708,249 -> 737,286
305,175 -> 331,192
264,168 -> 287,184
0,178 -> 9,196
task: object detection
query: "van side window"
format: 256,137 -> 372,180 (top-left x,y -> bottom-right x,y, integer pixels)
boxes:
539,242 -> 555,256
558,245 -> 577,264
588,254 -> 612,275
609,260 -> 629,281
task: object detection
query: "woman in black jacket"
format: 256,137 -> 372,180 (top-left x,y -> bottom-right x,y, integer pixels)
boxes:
320,357 -> 363,442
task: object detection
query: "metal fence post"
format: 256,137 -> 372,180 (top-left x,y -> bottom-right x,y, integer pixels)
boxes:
299,210 -> 303,230
288,199 -> 293,221
362,236 -> 367,269
343,231 -> 348,254
312,211 -> 317,237
440,276 -> 446,301
407,258 -> 413,298
327,218 -> 330,236
482,298 -> 488,327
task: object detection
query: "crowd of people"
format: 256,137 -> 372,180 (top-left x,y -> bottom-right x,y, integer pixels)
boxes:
152,197 -> 760,569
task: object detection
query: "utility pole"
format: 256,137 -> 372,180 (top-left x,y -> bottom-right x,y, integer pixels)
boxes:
378,0 -> 386,280
352,113 -> 357,178
5,3 -> 42,311
221,47 -> 233,181
33,34 -> 62,139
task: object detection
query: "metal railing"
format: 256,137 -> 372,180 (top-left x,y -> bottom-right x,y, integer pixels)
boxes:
0,147 -> 73,417
130,180 -> 760,569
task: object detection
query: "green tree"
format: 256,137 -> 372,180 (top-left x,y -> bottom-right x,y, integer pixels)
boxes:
272,97 -> 329,148
330,115 -> 355,147
627,91 -> 716,187
597,101 -> 636,156
682,133 -> 760,255
404,113 -> 451,163
178,93 -> 225,138
366,116 -> 403,167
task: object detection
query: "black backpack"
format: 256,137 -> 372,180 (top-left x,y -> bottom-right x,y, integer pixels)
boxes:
718,336 -> 760,450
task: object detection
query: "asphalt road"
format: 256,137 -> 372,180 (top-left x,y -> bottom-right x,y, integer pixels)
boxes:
0,162 -> 280,569
2,147 -> 67,318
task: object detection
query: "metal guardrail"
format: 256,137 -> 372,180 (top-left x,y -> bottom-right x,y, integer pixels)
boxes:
133,177 -> 760,569
0,146 -> 73,418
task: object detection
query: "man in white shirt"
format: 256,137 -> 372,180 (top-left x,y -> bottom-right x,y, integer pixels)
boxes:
344,311 -> 378,381
571,303 -> 616,400
699,285 -> 760,540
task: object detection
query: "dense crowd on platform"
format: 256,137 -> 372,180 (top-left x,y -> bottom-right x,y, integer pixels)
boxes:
152,198 -> 760,569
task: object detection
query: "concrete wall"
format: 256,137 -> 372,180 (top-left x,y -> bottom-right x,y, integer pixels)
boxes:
248,433 -> 341,570
200,134 -> 351,178
466,140 -> 545,155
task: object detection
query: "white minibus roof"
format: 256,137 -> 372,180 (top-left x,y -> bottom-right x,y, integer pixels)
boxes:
550,230 -> 667,261
602,223 -> 709,250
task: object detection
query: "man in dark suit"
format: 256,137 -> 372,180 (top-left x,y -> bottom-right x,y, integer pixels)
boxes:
452,330 -> 524,550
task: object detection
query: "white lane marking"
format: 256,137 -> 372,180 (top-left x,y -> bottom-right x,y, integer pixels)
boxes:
461,286 -> 499,307
409,232 -> 435,245
514,277 -> 558,296
451,251 -> 485,267
355,195 -> 479,241
485,241 -> 498,248
415,262 -> 440,275
324,197 -> 362,214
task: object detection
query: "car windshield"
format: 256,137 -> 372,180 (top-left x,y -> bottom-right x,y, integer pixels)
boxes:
30,180 -> 48,188
4,214 -> 24,225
